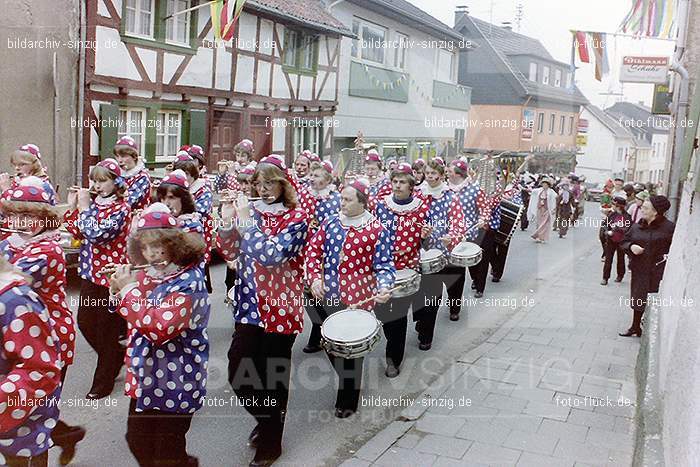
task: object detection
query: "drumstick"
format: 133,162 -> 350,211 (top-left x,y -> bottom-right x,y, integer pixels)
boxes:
99,261 -> 168,275
354,286 -> 404,308
0,227 -> 31,234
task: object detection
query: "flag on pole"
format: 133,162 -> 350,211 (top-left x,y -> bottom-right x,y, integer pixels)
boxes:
211,0 -> 246,41
590,32 -> 610,81
619,0 -> 676,38
575,31 -> 590,63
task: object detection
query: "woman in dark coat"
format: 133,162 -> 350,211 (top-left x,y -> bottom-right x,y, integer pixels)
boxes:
619,195 -> 675,336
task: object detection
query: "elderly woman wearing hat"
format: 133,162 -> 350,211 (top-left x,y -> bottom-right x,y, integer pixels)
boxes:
601,195 -> 632,286
527,176 -> 557,243
619,195 -> 675,337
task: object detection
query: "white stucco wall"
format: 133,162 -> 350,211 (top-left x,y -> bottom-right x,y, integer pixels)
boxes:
576,108 -> 631,184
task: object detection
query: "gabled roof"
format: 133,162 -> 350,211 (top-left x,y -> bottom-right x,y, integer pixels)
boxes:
247,0 -> 354,37
585,105 -> 634,139
605,102 -> 671,134
347,0 -> 463,41
456,14 -> 588,106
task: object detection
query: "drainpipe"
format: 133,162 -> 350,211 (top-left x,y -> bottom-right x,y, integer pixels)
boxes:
666,0 -> 690,222
76,0 -> 87,186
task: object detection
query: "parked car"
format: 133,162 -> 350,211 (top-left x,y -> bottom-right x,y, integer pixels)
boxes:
587,182 -> 604,202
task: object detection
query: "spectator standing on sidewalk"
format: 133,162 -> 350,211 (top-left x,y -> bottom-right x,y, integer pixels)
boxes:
601,195 -> 632,285
619,195 -> 675,337
627,190 -> 649,224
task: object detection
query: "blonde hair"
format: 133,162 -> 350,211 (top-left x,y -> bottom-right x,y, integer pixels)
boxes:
11,150 -> 45,177
251,163 -> 297,209
309,162 -> 333,183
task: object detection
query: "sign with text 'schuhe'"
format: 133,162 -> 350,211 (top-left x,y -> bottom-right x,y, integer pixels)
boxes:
619,56 -> 669,84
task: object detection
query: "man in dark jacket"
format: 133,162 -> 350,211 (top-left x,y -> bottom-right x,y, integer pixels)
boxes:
619,195 -> 675,336
601,195 -> 632,285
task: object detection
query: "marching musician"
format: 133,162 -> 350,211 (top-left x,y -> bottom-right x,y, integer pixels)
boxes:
306,179 -> 395,417
216,139 -> 254,194
363,150 -> 391,211
0,256 -> 62,467
294,150 -> 319,187
0,144 -> 57,206
446,159 -> 490,305
154,169 -> 205,236
217,155 -> 308,466
64,158 -> 131,400
412,158 -> 426,187
0,177 -> 86,464
173,154 -> 214,293
108,203 -> 209,467
413,159 -> 461,345
113,136 -> 151,212
374,162 -> 431,377
490,175 -> 523,283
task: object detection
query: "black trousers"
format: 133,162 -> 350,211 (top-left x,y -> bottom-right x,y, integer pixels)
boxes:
374,295 -> 410,368
3,452 -> 48,467
443,264 -> 467,316
520,191 -> 530,230
204,264 -> 212,294
412,272 -> 442,345
225,265 -> 236,292
599,226 -> 608,258
304,291 -> 327,348
125,399 -> 197,467
468,229 -> 496,294
227,323 -> 296,454
490,240 -> 511,280
76,279 -> 124,392
603,240 -> 626,280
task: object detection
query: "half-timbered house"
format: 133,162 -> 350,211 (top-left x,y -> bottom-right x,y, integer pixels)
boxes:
83,0 -> 352,176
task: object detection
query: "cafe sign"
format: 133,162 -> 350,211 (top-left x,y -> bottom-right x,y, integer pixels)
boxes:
619,56 -> 669,84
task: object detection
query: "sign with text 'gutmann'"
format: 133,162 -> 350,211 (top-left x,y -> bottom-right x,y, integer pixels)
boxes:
619,56 -> 669,84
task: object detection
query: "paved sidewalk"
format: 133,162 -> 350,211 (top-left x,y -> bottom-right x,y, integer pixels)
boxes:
340,238 -> 639,467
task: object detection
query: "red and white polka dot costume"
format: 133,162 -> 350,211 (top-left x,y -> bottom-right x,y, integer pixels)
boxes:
0,270 -> 62,460
190,178 -> 214,264
447,180 -> 490,244
374,194 -> 429,271
217,200 -> 309,334
306,211 -> 395,309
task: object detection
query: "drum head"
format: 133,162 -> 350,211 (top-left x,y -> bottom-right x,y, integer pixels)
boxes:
396,269 -> 418,281
322,309 -> 378,342
421,249 -> 443,260
227,287 -> 235,301
453,241 -> 481,256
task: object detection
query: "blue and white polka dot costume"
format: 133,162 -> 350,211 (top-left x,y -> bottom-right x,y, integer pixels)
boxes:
417,184 -> 457,254
448,183 -> 489,242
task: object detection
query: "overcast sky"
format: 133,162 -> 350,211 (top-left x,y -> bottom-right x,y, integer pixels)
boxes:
408,0 -> 676,110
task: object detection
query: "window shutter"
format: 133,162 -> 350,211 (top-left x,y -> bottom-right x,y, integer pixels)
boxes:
99,103 -> 119,159
144,107 -> 158,163
188,109 -> 208,151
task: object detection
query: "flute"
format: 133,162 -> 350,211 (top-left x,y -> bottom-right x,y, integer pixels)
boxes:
0,227 -> 31,234
220,196 -> 273,203
99,261 -> 169,275
68,186 -> 99,195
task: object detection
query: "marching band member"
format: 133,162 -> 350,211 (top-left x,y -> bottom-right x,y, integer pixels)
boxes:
294,150 -> 319,187
64,158 -> 131,399
173,154 -> 214,293
0,144 -> 57,205
222,164 -> 256,296
155,169 -> 205,236
413,159 -> 460,346
446,160 -> 490,305
412,158 -> 426,187
0,256 -> 62,467
363,150 -> 391,211
306,179 -> 395,417
0,178 -> 86,464
217,155 -> 308,466
384,159 -> 398,179
490,176 -> 523,283
113,136 -> 151,211
374,162 -> 431,377
108,203 -> 209,467
187,144 -> 211,184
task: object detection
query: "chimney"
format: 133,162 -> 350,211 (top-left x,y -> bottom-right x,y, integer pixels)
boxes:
455,5 -> 469,26
501,21 -> 513,30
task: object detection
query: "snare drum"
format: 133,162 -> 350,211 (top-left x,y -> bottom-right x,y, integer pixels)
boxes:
449,241 -> 482,267
393,269 -> 421,297
420,249 -> 447,274
321,309 -> 382,358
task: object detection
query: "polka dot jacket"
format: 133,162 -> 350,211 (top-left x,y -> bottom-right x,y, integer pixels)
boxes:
0,277 -> 62,459
216,203 -> 309,334
306,212 -> 395,309
112,264 -> 210,414
123,164 -> 152,212
190,179 -> 214,264
63,197 -> 131,287
0,232 -> 75,367
374,195 -> 430,271
298,185 -> 341,234
416,185 -> 457,255
0,176 -> 57,206
366,178 -> 392,212
448,183 -> 489,243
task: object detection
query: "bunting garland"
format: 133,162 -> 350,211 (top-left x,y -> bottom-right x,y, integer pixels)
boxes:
360,64 -> 467,105
619,0 -> 676,39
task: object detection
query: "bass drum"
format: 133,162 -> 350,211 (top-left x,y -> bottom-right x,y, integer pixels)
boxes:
495,199 -> 524,246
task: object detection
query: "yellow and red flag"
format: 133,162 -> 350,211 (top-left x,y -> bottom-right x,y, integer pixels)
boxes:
211,0 -> 246,41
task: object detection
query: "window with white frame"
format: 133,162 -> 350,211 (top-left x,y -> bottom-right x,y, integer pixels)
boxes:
283,29 -> 317,72
155,111 -> 181,162
542,66 -> 550,85
393,32 -> 408,70
292,123 -> 322,156
560,115 -> 566,135
118,108 -> 147,152
436,48 -> 457,82
351,18 -> 386,64
537,112 -> 544,133
283,30 -> 298,66
165,0 -> 190,45
617,148 -> 623,161
554,69 -> 562,87
549,113 -> 555,134
301,35 -> 315,69
565,71 -> 572,88
124,0 -> 155,38
529,62 -> 537,82
569,116 -> 574,135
